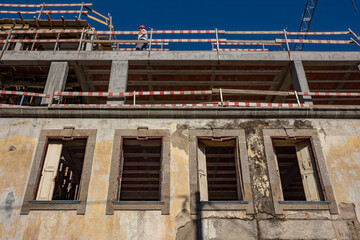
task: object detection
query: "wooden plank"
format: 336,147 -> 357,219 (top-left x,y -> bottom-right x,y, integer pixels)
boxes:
295,142 -> 321,201
123,153 -> 161,158
213,88 -> 290,96
198,142 -> 209,201
36,142 -> 62,200
234,142 -> 243,200
123,162 -> 160,167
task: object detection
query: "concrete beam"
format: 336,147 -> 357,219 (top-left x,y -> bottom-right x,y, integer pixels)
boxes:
41,62 -> 69,105
1,106 -> 360,119
291,60 -> 313,105
2,51 -> 360,64
107,60 -> 128,104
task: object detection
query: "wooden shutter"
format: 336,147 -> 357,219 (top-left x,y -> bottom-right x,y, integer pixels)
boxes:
36,142 -> 63,200
295,141 -> 320,201
198,143 -> 209,201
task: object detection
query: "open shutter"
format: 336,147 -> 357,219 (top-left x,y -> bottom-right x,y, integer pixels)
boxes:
295,141 -> 320,201
198,143 -> 209,201
36,142 -> 63,200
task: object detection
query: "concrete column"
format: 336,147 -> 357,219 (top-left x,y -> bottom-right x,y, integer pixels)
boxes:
41,62 -> 69,105
291,60 -> 313,105
107,60 -> 128,104
14,42 -> 24,51
85,34 -> 94,51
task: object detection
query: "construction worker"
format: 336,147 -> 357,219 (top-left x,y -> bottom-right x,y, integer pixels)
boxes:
136,25 -> 148,51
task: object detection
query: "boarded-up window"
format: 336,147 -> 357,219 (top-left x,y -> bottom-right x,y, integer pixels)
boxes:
118,138 -> 162,201
273,139 -> 323,201
36,139 -> 86,201
197,138 -> 243,201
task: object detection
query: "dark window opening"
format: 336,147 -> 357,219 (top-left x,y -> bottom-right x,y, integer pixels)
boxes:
119,138 -> 162,201
274,146 -> 306,201
273,139 -> 324,202
199,138 -> 243,201
52,139 -> 87,200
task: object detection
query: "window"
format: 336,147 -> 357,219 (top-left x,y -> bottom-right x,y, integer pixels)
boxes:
106,128 -> 170,215
272,139 -> 323,202
263,129 -> 338,215
197,138 -> 243,201
119,138 -> 162,201
189,129 -> 254,215
36,139 -> 86,201
21,128 -> 96,215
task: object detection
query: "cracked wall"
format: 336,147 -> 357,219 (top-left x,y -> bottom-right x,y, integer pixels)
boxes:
0,118 -> 359,239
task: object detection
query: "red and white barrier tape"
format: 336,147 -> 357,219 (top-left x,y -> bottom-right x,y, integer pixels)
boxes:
0,3 -> 93,7
213,49 -> 268,52
296,92 -> 360,97
151,39 -> 227,43
117,42 -> 169,45
223,102 -> 305,107
0,39 -> 80,43
0,90 -> 50,98
218,42 -> 264,45
0,10 -> 88,14
276,39 -> 353,44
2,90 -> 360,98
117,48 -> 170,51
286,31 -> 350,36
50,102 -> 306,108
0,29 -> 351,36
54,90 -> 212,97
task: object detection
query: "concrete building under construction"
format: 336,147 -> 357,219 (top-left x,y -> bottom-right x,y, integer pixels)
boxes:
0,2 -> 359,240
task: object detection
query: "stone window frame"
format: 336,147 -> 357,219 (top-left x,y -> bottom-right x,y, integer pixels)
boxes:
263,128 -> 338,215
21,128 -> 97,215
189,129 -> 254,215
106,128 -> 170,215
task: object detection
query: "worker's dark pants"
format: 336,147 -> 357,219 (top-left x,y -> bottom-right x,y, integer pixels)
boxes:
136,43 -> 148,51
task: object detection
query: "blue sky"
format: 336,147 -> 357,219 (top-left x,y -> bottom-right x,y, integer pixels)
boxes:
1,0 -> 360,51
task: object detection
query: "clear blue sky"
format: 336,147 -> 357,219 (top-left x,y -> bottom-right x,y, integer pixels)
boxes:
1,0 -> 360,51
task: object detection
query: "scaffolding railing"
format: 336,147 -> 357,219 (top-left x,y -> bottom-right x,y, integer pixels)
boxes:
1,88 -> 360,108
0,28 -> 358,53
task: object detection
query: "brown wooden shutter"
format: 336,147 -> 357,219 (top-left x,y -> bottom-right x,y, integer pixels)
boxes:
295,141 -> 320,201
198,143 -> 209,201
36,142 -> 63,200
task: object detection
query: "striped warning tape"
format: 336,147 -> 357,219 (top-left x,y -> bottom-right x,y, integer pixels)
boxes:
1,90 -> 360,98
118,48 -> 170,51
151,39 -> 227,43
213,49 -> 268,52
0,10 -> 88,14
117,42 -> 169,45
54,90 -> 212,97
0,3 -> 93,7
276,39 -> 353,44
0,90 -> 50,98
0,39 -> 80,43
295,92 -> 360,97
286,31 -> 350,36
52,103 -> 221,107
218,42 -> 264,45
49,102 -> 306,108
0,29 -> 351,36
223,102 -> 305,107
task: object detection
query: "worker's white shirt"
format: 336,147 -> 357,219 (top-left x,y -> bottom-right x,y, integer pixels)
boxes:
138,29 -> 148,40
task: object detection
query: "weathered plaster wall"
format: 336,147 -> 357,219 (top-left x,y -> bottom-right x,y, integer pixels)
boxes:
0,118 -> 359,240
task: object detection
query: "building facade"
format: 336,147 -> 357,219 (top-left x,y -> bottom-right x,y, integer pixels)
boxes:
0,18 -> 359,240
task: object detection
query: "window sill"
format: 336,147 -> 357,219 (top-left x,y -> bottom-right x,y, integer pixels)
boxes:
197,201 -> 253,212
277,201 -> 332,211
110,201 -> 166,212
21,200 -> 85,215
29,200 -> 81,204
